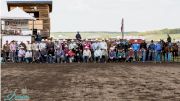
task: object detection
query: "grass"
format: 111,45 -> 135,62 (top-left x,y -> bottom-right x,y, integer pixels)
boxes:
51,32 -> 180,41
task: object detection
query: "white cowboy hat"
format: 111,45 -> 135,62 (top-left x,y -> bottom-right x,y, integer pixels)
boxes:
85,46 -> 89,49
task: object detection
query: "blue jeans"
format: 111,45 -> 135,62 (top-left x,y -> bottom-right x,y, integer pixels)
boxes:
148,50 -> 155,61
25,57 -> 32,63
10,51 -> 16,62
142,50 -> 146,62
165,52 -> 172,62
48,55 -> 55,63
18,57 -> 24,62
155,51 -> 161,62
134,51 -> 138,61
83,56 -> 89,63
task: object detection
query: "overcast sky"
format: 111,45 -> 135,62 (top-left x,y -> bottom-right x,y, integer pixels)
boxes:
1,0 -> 180,32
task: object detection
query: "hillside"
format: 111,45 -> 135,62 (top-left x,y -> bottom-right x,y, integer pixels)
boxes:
51,28 -> 180,41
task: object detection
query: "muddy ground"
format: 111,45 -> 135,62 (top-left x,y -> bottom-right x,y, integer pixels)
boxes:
1,63 -> 180,101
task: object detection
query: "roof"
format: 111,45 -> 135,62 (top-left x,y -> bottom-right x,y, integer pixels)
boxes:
7,0 -> 52,12
1,7 -> 35,20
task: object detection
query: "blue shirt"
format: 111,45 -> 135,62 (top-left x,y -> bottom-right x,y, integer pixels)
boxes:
132,44 -> 140,51
155,43 -> 162,51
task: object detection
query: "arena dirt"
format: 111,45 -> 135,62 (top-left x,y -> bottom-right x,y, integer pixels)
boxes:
1,63 -> 180,101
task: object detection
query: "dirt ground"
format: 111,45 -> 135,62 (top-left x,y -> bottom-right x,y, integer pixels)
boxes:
1,63 -> 180,101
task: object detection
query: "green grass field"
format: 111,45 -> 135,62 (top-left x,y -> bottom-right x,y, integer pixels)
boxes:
51,32 -> 180,42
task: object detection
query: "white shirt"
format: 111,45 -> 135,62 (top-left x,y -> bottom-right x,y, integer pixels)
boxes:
99,42 -> 107,50
69,42 -> 77,50
32,43 -> 39,51
94,49 -> 102,57
39,42 -> 46,50
91,42 -> 98,51
25,51 -> 32,58
26,44 -> 32,51
83,49 -> 91,57
18,49 -> 26,57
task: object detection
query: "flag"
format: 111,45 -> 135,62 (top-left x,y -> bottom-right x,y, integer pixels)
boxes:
121,18 -> 124,39
121,18 -> 124,33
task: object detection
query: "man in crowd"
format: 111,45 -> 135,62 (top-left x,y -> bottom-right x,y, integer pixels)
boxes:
10,40 -> 17,62
76,31 -> 82,41
3,41 -> 10,62
155,41 -> 162,63
131,41 -> 140,61
148,40 -> 155,61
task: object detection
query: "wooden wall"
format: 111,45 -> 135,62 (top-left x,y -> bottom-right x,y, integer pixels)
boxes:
9,4 -> 51,38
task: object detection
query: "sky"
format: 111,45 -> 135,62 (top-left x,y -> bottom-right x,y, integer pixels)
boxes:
1,0 -> 180,32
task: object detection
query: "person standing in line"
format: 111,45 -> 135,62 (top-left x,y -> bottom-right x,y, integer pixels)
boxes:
10,40 -> 17,62
3,41 -> 10,62
148,40 -> 155,61
155,41 -> 162,63
131,42 -> 140,61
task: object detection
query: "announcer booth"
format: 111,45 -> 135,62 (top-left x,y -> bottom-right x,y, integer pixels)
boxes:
7,0 -> 53,38
1,7 -> 35,45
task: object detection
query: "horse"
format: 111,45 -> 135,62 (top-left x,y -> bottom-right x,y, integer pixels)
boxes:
172,43 -> 179,62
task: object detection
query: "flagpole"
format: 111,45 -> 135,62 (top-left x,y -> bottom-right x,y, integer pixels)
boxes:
121,18 -> 124,39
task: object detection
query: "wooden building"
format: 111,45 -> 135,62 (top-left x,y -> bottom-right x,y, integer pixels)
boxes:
7,0 -> 52,38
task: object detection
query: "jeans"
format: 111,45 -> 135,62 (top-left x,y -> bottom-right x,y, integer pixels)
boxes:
142,50 -> 146,62
155,51 -> 161,62
165,52 -> 172,62
134,51 -> 138,61
94,56 -> 100,63
69,57 -> 74,63
83,56 -> 89,63
148,50 -> 155,61
10,51 -> 16,62
25,57 -> 32,63
48,55 -> 55,63
18,57 -> 24,62
3,52 -> 9,62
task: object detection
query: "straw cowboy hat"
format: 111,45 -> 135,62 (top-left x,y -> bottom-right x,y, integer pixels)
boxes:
110,47 -> 114,50
19,46 -> 24,49
85,46 -> 89,49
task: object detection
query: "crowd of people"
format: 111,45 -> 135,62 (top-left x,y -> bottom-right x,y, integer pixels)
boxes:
1,35 -> 180,64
